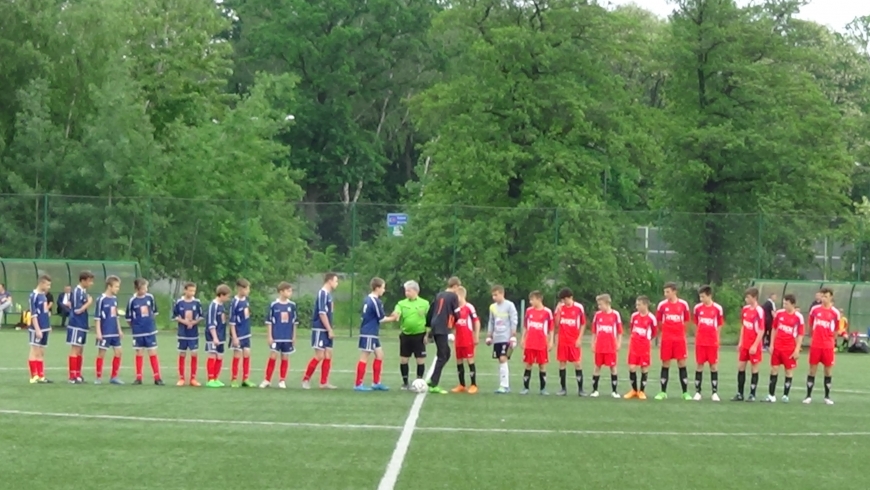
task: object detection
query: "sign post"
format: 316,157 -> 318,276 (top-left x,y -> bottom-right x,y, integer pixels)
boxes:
386,213 -> 408,237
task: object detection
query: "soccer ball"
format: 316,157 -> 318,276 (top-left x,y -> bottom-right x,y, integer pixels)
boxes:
411,379 -> 428,393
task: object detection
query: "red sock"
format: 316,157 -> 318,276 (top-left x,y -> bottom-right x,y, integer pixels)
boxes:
265,358 -> 276,381
28,360 -> 36,377
68,355 -> 76,379
355,361 -> 366,386
207,358 -> 215,380
76,355 -> 83,377
149,355 -> 161,380
243,357 -> 251,380
279,359 -> 289,380
190,356 -> 198,380
95,357 -> 104,379
321,358 -> 332,385
178,355 -> 186,379
303,358 -> 319,381
373,359 -> 383,385
215,358 -> 223,379
111,356 -> 121,378
231,357 -> 240,380
37,360 -> 45,378
135,355 -> 144,379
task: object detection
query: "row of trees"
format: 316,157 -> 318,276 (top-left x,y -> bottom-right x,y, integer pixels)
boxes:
1,0 -> 869,309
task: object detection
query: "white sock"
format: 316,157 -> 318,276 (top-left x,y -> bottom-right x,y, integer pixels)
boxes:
499,362 -> 509,388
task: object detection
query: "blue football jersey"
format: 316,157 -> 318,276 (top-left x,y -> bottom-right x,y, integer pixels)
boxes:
126,294 -> 158,336
267,300 -> 297,341
229,296 -> 251,339
312,288 -> 334,330
360,294 -> 385,337
29,290 -> 51,332
69,285 -> 90,329
206,300 -> 227,343
174,297 -> 203,339
96,294 -> 120,337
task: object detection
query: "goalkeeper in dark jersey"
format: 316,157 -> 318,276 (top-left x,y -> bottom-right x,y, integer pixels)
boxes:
425,277 -> 461,394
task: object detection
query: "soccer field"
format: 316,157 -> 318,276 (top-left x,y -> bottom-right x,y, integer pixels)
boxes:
1,331 -> 868,490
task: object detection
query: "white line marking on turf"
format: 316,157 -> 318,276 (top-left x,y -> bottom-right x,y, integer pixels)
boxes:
376,361 -> 438,490
1,409 -> 869,437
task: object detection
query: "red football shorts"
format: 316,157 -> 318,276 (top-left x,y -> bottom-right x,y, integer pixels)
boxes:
454,345 -> 475,360
523,348 -> 548,365
808,347 -> 835,367
627,349 -> 650,367
556,343 -> 581,363
770,349 -> 797,370
695,345 -> 719,366
594,352 -> 617,368
659,338 -> 687,362
737,346 -> 763,364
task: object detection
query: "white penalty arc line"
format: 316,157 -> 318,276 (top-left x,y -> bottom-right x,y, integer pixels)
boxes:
0,409 -> 868,438
377,360 -> 438,490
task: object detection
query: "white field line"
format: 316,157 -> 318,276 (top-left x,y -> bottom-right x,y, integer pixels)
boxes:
377,361 -> 437,490
0,409 -> 868,437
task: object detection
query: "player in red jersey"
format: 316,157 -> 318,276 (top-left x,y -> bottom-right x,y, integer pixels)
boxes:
692,285 -> 724,402
654,282 -> 691,400
591,294 -> 623,399
766,294 -> 804,403
804,287 -> 839,405
521,291 -> 554,395
554,288 -> 586,396
732,287 -> 765,402
450,287 -> 480,394
625,296 -> 656,400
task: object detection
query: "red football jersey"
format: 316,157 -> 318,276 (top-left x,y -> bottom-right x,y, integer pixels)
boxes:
628,311 -> 656,354
809,306 -> 840,349
454,303 -> 478,347
556,303 -> 586,346
592,310 -> 623,354
656,299 -> 690,340
693,302 -> 724,347
739,304 -> 765,349
524,307 -> 554,350
772,309 -> 805,353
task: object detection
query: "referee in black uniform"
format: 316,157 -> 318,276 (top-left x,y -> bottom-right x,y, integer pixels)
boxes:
425,277 -> 461,394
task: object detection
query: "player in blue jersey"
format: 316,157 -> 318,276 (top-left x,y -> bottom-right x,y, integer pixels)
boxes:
28,274 -> 53,383
354,277 -> 398,391
67,270 -> 95,384
229,278 -> 253,387
260,282 -> 298,389
174,282 -> 203,387
302,273 -> 340,389
94,276 -> 124,384
205,284 -> 232,387
126,278 -> 164,385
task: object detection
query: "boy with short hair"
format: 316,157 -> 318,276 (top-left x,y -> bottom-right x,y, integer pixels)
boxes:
451,286 -> 481,394
174,282 -> 203,386
655,282 -> 692,400
228,279 -> 253,387
693,285 -> 724,401
303,273 -> 340,389
805,287 -> 839,405
767,294 -> 804,403
28,275 -> 53,384
354,277 -> 397,391
67,270 -> 95,383
260,282 -> 298,389
94,276 -> 124,384
625,296 -> 656,400
554,288 -> 586,396
486,285 -> 518,394
521,291 -> 554,395
395,281 -> 429,390
205,284 -> 232,387
591,294 -> 623,398
732,287 -> 764,401
126,278 -> 163,385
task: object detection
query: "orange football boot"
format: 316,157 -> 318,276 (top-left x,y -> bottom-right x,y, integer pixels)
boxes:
637,391 -> 648,400
624,389 -> 638,399
450,385 -> 466,393
189,379 -> 202,387
467,385 -> 478,394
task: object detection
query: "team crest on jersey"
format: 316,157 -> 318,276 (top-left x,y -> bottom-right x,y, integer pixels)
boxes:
110,307 -> 117,317
280,312 -> 289,323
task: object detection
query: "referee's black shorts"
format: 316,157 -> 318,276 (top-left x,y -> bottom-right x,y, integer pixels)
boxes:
399,332 -> 427,359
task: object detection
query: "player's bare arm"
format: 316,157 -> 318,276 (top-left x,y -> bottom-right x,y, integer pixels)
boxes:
95,318 -> 103,342
750,323 -> 763,355
473,318 -> 481,345
577,320 -> 586,348
320,312 -> 334,339
591,333 -> 597,354
793,333 -> 803,359
32,313 -> 43,340
266,321 -> 273,345
230,323 -> 240,348
210,326 -> 219,345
